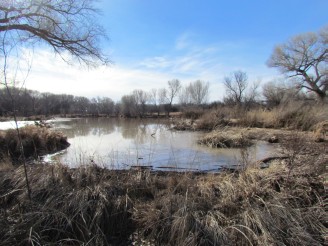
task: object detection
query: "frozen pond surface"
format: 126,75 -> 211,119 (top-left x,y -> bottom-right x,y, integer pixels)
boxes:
44,118 -> 279,171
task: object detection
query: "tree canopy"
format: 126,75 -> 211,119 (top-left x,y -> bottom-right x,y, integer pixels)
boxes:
267,26 -> 328,101
0,0 -> 108,66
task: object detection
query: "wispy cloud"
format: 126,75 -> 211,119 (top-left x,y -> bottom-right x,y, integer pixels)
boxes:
19,32 -> 278,102
136,33 -> 279,100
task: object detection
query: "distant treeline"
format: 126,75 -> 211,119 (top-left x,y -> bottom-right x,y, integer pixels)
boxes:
0,87 -> 188,118
0,87 -> 116,117
0,77 -> 322,118
0,80 -> 212,118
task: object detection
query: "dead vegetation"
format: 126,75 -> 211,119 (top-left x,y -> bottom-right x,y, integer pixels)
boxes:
197,129 -> 252,148
0,101 -> 327,245
176,102 -> 328,133
0,136 -> 326,245
0,125 -> 70,163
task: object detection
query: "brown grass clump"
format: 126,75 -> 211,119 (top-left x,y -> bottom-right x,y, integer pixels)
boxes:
0,164 -> 134,245
0,125 -> 69,163
198,128 -> 252,148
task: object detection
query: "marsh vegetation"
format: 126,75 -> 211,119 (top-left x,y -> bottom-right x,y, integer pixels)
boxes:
0,2 -> 327,244
0,101 -> 327,245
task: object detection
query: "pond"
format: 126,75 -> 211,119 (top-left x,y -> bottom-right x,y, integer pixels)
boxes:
45,117 -> 277,171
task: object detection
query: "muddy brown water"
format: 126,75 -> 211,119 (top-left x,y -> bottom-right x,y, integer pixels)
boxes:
42,118 -> 278,171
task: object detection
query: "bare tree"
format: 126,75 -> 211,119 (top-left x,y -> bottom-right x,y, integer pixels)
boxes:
133,89 -> 149,117
149,88 -> 159,115
0,36 -> 31,199
262,81 -> 287,107
267,26 -> 328,101
178,86 -> 191,105
188,80 -> 210,105
165,79 -> 181,115
167,79 -> 182,106
223,71 -> 248,106
158,88 -> 167,115
0,0 -> 108,66
120,94 -> 137,117
0,0 -> 108,200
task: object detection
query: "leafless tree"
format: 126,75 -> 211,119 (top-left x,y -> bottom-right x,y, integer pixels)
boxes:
120,94 -> 137,117
223,71 -> 248,106
223,71 -> 260,107
262,81 -> 287,107
0,0 -> 108,66
188,80 -> 209,105
149,88 -> 159,115
167,79 -> 182,106
267,26 -> 328,101
178,86 -> 191,105
164,79 -> 181,115
133,89 -> 149,117
0,35 -> 31,199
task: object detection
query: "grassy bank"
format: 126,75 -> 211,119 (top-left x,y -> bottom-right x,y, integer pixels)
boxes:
0,134 -> 326,245
0,125 -> 69,165
177,102 -> 328,134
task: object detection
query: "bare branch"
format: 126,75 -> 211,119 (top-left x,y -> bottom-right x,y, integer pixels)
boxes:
0,0 -> 109,66
267,26 -> 328,101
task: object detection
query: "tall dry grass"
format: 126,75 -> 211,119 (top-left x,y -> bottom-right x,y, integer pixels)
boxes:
239,102 -> 328,130
0,125 -> 69,163
0,137 -> 326,245
190,102 -> 328,132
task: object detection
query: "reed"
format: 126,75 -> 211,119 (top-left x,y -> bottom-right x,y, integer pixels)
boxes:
0,139 -> 325,245
0,125 -> 69,164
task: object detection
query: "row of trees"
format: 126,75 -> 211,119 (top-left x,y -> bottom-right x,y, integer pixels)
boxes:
119,79 -> 210,117
0,88 -> 115,117
1,75 -> 319,118
0,79 -> 210,117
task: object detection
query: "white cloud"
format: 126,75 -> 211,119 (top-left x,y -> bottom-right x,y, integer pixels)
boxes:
16,33 -> 278,103
24,49 -> 177,101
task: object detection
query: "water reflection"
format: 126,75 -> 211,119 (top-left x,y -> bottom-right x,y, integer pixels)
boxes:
51,118 -> 277,171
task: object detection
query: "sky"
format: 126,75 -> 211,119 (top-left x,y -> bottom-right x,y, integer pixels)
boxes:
22,0 -> 328,102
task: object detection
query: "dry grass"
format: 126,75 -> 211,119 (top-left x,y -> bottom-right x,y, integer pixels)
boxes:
197,128 -> 253,148
0,125 -> 69,164
188,102 -> 328,132
239,103 -> 327,131
0,137 -> 326,245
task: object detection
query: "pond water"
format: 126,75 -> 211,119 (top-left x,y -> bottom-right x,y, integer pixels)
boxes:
46,117 -> 277,171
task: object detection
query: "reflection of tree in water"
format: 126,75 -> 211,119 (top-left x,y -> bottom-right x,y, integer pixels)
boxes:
120,119 -> 139,139
55,118 -> 117,138
121,119 -> 170,145
56,118 -> 171,148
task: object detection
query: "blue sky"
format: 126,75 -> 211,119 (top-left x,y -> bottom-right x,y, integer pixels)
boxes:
26,0 -> 328,102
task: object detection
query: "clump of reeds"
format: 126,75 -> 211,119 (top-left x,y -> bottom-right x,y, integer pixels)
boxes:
236,102 -> 328,131
0,125 -> 69,164
190,102 -> 328,132
132,150 -> 326,245
198,129 -> 252,148
0,164 -> 135,245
